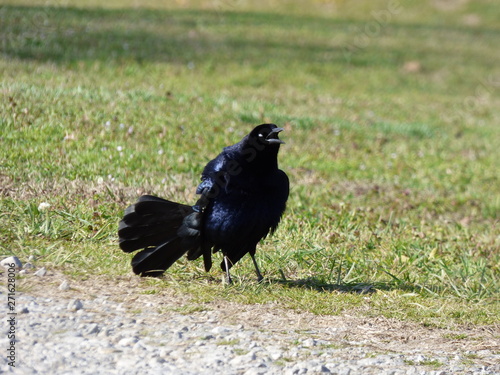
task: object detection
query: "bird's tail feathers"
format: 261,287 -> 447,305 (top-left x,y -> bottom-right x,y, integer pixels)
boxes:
131,237 -> 195,277
118,195 -> 192,252
118,195 -> 201,276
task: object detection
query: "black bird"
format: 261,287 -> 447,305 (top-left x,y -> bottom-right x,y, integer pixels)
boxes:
118,124 -> 289,282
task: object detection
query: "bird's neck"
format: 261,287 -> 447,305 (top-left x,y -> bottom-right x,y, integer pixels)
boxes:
232,145 -> 279,170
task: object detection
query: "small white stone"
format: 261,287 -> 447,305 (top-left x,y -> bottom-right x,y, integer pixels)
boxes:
211,326 -> 231,335
269,350 -> 282,361
302,338 -> 317,347
85,324 -> 100,335
34,267 -> 47,277
118,337 -> 139,347
68,299 -> 83,312
230,352 -> 257,365
1,256 -> 23,269
97,329 -> 111,338
38,202 -> 51,211
59,280 -> 70,291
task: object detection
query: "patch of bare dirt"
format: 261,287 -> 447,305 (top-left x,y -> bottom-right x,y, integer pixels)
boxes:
17,270 -> 500,365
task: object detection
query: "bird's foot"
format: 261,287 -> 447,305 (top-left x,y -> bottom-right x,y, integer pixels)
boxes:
223,274 -> 233,285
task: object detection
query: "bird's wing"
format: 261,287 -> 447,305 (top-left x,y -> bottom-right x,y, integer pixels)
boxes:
196,150 -> 236,196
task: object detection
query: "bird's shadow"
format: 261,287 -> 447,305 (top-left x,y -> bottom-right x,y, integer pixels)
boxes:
264,276 -> 437,295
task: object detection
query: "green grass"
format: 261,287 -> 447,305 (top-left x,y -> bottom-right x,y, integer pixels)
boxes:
1,0 -> 499,327
404,358 -> 444,368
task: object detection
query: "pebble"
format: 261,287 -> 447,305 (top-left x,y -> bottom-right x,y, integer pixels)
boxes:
2,293 -> 498,375
85,323 -> 100,335
212,326 -> 231,335
67,299 -> 83,312
34,267 -> 47,277
1,256 -> 22,269
59,280 -> 71,291
118,337 -> 139,347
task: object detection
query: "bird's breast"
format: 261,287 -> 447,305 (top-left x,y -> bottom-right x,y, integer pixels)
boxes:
203,190 -> 284,246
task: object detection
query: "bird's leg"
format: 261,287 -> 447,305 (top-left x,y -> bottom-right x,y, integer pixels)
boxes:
223,256 -> 233,284
250,253 -> 263,282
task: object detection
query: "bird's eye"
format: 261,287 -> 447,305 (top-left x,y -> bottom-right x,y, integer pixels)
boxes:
258,133 -> 264,138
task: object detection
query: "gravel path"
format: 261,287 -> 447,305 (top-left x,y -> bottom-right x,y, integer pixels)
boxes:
1,266 -> 499,374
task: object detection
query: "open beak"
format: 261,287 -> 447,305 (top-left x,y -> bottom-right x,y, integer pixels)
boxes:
266,127 -> 285,144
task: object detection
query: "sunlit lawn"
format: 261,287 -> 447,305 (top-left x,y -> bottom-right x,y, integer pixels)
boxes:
1,0 -> 499,327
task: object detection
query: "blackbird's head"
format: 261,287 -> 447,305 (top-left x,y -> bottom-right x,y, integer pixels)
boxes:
250,124 -> 285,146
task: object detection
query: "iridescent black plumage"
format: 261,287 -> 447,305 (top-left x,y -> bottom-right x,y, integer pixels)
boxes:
118,124 -> 289,282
